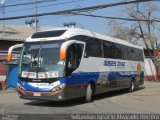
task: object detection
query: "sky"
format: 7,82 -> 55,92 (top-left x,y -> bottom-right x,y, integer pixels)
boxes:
0,0 -> 157,34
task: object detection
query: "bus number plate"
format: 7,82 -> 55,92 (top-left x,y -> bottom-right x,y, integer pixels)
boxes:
33,93 -> 41,96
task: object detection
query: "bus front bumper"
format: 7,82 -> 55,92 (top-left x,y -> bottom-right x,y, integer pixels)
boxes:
17,87 -> 65,101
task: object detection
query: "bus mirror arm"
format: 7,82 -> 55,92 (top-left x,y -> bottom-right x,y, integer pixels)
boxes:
83,52 -> 88,58
84,55 -> 88,58
8,44 -> 23,62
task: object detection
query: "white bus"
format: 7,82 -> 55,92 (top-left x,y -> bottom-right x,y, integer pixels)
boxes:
8,28 -> 144,102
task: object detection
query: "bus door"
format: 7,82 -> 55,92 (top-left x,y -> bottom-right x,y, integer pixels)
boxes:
60,40 -> 85,97
65,41 -> 85,76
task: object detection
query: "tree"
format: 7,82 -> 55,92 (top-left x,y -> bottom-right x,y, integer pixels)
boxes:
126,2 -> 159,57
108,20 -> 140,44
108,1 -> 160,80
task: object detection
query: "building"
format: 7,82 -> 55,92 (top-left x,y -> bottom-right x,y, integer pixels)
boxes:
0,25 -> 56,89
136,39 -> 159,81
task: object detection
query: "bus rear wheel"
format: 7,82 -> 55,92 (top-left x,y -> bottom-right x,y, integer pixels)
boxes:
85,83 -> 93,102
128,79 -> 135,92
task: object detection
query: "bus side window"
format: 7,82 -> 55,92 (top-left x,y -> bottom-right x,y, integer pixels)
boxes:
85,39 -> 102,58
122,45 -> 128,60
113,43 -> 122,59
103,41 -> 114,58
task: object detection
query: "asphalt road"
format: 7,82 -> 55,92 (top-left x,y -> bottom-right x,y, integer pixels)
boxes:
0,81 -> 160,119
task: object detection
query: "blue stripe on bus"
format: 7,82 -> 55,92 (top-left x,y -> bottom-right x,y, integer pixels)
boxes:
18,80 -> 51,92
60,72 -> 139,85
60,72 -> 99,85
107,72 -> 138,81
18,71 -> 142,92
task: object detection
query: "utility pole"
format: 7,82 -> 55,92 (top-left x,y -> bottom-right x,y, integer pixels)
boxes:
35,0 -> 37,32
0,0 -> 5,35
2,1 -> 5,35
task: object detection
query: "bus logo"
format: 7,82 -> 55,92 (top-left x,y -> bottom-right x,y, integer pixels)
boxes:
104,60 -> 125,67
137,63 -> 142,74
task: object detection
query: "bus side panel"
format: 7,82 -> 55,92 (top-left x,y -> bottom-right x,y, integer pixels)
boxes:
76,57 -> 144,93
60,72 -> 99,100
17,57 -> 144,101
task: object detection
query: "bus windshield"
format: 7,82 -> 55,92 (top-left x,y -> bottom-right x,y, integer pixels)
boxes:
19,40 -> 65,79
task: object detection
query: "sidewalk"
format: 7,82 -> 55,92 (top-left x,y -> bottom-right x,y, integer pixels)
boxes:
0,88 -> 17,93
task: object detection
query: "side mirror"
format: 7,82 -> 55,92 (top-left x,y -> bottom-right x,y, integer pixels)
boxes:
60,40 -> 77,60
60,46 -> 67,60
8,44 -> 23,62
60,40 -> 86,60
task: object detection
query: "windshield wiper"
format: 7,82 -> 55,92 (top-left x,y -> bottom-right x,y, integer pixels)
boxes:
32,50 -> 38,63
36,41 -> 45,79
38,41 -> 44,67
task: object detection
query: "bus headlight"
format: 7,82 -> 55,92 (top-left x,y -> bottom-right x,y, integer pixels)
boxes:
17,83 -> 26,90
51,83 -> 65,92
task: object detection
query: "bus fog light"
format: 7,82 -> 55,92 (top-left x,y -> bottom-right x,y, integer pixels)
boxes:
58,95 -> 62,99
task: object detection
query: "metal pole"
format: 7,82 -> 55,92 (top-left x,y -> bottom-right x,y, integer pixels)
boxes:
2,2 -> 5,35
35,0 -> 37,32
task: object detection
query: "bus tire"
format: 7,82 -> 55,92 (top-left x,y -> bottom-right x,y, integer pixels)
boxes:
0,83 -> 2,91
128,79 -> 135,92
85,83 -> 93,102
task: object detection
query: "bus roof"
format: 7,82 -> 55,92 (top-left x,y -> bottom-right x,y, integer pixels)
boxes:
26,27 -> 143,49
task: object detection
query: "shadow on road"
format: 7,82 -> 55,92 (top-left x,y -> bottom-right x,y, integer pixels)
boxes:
25,86 -> 145,107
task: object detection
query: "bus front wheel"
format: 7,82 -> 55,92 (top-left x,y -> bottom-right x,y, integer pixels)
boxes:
85,83 -> 93,102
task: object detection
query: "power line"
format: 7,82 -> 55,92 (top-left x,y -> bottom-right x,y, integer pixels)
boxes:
5,0 -> 25,4
0,0 -> 158,20
6,0 -> 84,13
72,13 -> 160,22
0,0 -> 60,8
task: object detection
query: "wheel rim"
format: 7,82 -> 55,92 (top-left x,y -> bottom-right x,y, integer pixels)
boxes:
131,81 -> 134,91
86,84 -> 92,102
